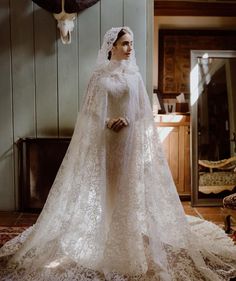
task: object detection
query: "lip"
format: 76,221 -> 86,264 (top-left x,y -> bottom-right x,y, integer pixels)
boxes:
126,53 -> 131,56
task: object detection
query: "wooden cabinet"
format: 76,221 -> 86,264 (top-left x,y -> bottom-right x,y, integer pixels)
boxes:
18,138 -> 71,211
155,114 -> 191,195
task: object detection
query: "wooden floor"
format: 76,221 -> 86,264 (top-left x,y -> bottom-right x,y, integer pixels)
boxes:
0,201 -> 226,228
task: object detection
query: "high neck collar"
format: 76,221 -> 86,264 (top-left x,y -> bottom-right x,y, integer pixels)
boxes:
109,59 -> 129,68
94,58 -> 139,74
106,59 -> 138,74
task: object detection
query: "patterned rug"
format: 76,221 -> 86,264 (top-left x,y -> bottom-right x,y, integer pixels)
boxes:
0,226 -> 28,247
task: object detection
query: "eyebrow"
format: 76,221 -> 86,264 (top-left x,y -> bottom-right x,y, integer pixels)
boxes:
122,40 -> 133,44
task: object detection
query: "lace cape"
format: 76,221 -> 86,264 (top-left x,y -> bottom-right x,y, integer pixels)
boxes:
0,59 -> 236,281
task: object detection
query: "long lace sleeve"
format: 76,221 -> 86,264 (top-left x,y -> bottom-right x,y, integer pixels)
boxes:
80,72 -> 108,125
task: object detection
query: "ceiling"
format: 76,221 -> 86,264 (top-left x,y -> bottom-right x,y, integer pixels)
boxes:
154,0 -> 236,17
154,0 -> 236,29
156,16 -> 236,30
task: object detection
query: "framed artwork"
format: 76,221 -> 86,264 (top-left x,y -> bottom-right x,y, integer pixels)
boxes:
158,30 -> 236,97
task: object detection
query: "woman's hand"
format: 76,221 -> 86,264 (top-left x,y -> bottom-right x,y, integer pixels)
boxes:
106,117 -> 129,132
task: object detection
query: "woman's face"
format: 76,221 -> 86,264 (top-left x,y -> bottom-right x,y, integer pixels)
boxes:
111,33 -> 133,61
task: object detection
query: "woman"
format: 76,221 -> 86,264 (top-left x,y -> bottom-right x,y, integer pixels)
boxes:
0,26 -> 236,281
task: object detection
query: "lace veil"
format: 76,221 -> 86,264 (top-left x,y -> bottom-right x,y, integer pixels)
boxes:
95,26 -> 137,70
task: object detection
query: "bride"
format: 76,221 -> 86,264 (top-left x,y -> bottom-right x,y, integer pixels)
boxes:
0,26 -> 236,281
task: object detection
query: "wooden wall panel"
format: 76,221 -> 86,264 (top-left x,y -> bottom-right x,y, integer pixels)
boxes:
58,19 -> 79,137
10,0 -> 36,211
78,2 -> 100,107
124,0 -> 146,83
169,128 -> 180,186
145,0 -> 154,100
11,0 -> 36,140
100,0 -> 124,40
184,126 -> 191,193
0,0 -> 14,210
34,6 -> 58,137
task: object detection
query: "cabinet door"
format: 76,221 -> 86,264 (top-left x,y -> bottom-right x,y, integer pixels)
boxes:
183,125 -> 191,194
159,124 -> 191,195
175,125 -> 191,194
160,126 -> 182,191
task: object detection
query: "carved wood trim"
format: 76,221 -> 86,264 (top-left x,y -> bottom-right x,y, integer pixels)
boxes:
154,1 -> 236,16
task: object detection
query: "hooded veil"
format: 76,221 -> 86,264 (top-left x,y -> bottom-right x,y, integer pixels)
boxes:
0,27 -> 236,281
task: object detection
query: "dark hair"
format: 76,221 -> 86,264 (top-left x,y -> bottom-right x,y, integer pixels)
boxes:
108,29 -> 128,60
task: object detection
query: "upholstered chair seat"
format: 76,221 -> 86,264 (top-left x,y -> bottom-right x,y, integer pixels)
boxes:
222,193 -> 236,233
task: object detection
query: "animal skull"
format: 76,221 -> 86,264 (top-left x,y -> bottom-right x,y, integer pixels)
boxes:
32,0 -> 100,44
54,12 -> 76,44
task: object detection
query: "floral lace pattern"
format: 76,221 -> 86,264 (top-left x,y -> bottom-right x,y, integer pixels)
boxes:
223,193 -> 236,210
1,49 -> 236,281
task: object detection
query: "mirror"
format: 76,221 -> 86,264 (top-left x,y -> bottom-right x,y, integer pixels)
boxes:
191,50 -> 236,206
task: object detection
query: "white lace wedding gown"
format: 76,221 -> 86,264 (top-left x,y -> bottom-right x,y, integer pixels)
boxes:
1,27 -> 236,281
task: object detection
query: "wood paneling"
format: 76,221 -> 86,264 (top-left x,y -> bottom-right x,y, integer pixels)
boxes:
78,1 -> 100,107
184,125 -> 191,194
0,0 -> 151,210
146,0 -> 154,101
0,0 -> 14,210
100,0 -> 123,39
10,0 -> 36,211
34,5 -> 58,137
170,127 -> 180,186
58,19 -> 78,137
11,0 -> 36,139
124,0 -> 146,82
